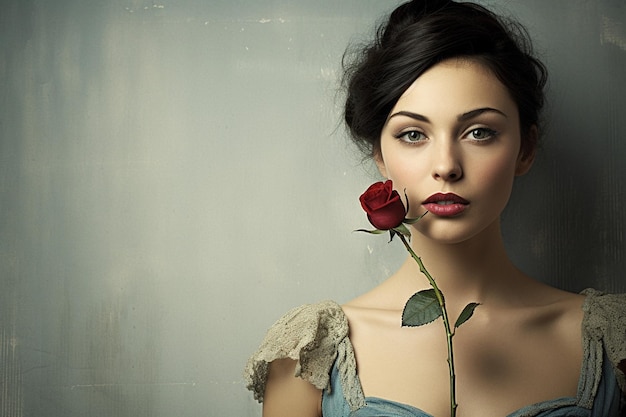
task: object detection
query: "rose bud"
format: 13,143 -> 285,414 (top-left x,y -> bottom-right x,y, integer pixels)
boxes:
359,180 -> 407,230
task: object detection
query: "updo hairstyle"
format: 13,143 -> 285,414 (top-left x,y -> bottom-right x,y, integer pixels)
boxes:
343,0 -> 548,160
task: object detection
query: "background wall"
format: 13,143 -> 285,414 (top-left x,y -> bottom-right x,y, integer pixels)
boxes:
1,0 -> 624,416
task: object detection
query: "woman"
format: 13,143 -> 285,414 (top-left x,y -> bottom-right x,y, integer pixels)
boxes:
245,1 -> 626,416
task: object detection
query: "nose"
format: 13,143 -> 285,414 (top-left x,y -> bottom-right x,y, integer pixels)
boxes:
431,142 -> 462,181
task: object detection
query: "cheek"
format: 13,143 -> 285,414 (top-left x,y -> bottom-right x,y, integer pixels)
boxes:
381,152 -> 430,189
474,152 -> 519,198
380,138 -> 426,179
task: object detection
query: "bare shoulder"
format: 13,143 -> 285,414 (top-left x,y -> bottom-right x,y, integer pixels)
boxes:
507,283 -> 585,337
531,284 -> 586,323
342,284 -> 405,330
263,358 -> 322,417
498,284 -> 586,360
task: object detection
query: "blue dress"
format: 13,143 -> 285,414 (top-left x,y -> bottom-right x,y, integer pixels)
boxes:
245,289 -> 626,416
322,352 -> 621,416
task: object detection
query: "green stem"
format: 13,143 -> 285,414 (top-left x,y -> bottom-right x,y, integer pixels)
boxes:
398,233 -> 457,417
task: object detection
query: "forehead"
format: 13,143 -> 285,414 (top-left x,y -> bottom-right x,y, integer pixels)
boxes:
391,58 -> 518,117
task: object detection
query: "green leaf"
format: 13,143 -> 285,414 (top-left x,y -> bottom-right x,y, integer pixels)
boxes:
402,289 -> 443,327
454,302 -> 480,329
392,224 -> 412,238
403,210 -> 428,225
354,228 -> 387,235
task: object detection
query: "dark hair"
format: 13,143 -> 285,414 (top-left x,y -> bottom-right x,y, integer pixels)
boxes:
343,0 -> 547,159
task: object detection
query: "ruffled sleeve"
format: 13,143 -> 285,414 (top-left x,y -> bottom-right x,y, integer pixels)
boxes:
244,300 -> 363,408
581,289 -> 626,394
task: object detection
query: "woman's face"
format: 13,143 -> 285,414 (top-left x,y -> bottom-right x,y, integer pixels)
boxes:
377,58 -> 533,244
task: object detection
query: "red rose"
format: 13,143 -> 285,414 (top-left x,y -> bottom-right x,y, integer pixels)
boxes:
359,180 -> 407,230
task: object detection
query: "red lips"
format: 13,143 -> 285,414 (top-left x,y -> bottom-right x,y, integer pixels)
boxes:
423,193 -> 469,204
422,193 -> 469,217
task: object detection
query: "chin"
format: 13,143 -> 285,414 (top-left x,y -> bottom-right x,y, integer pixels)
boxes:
412,218 -> 499,246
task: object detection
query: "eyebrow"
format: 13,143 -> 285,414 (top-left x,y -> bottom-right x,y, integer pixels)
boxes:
387,107 -> 508,123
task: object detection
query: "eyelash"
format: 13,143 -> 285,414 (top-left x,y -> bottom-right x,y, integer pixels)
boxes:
394,127 -> 499,145
395,130 -> 426,143
467,127 -> 499,142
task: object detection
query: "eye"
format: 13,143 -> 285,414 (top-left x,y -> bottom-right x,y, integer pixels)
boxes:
396,130 -> 426,144
467,127 -> 498,141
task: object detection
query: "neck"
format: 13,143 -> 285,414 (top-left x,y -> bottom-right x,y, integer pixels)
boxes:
396,220 -> 524,306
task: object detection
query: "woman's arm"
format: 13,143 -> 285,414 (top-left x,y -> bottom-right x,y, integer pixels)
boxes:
262,358 -> 322,417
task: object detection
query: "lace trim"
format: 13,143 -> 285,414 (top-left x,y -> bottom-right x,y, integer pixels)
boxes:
580,288 -> 626,405
243,300 -> 353,402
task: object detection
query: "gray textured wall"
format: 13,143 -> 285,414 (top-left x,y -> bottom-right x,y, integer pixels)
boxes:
1,1 -> 624,416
